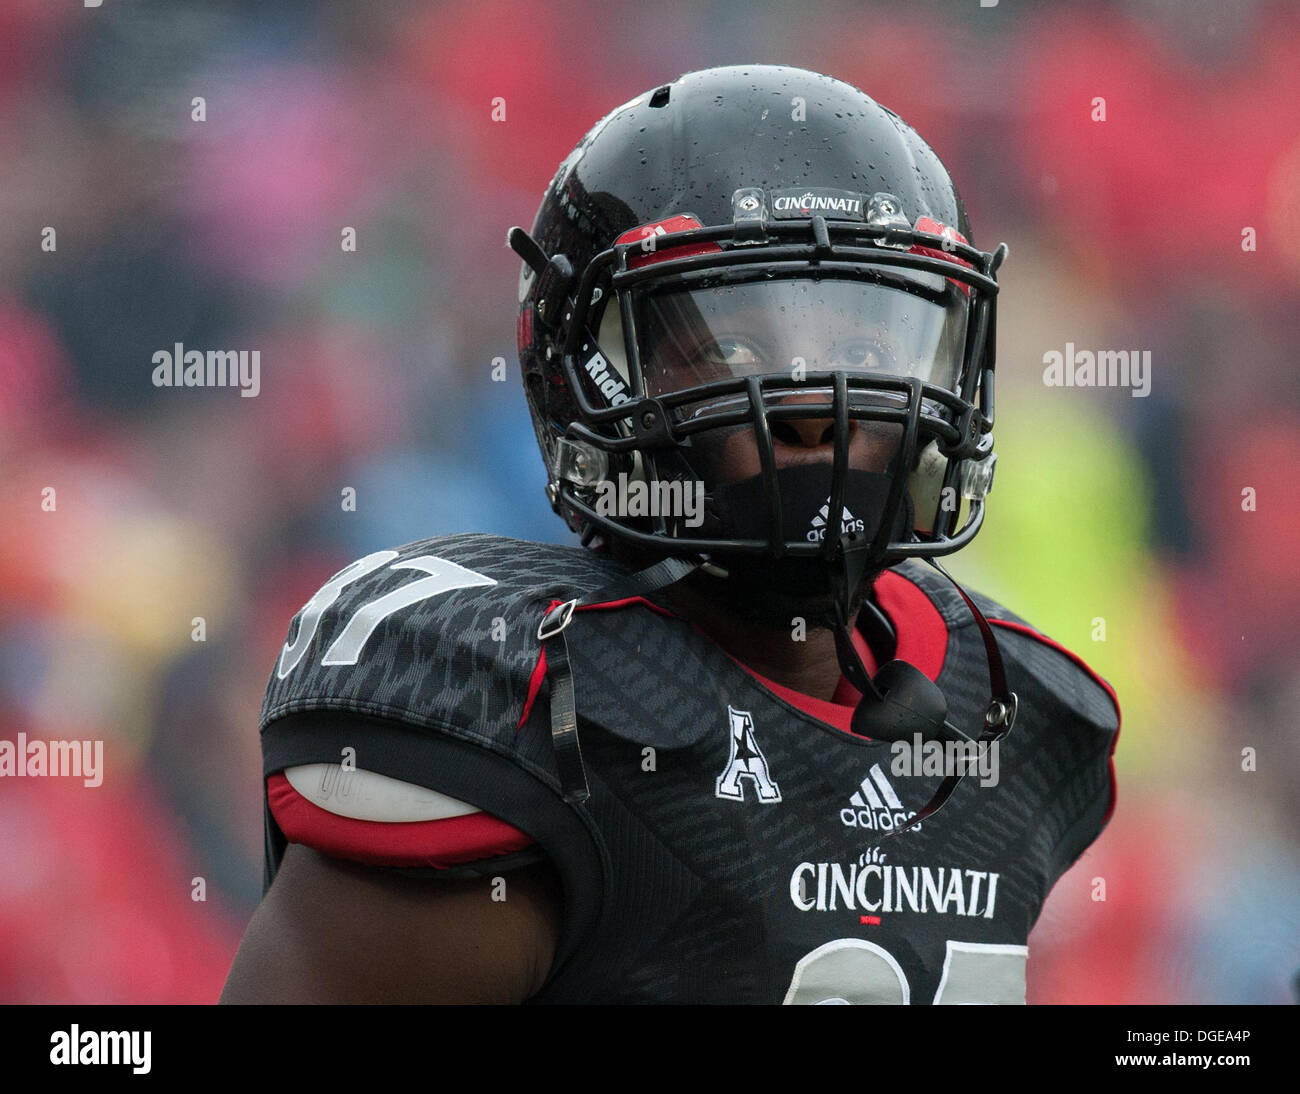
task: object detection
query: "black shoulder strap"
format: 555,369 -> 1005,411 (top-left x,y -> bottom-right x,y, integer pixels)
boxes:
879,556 -> 1018,837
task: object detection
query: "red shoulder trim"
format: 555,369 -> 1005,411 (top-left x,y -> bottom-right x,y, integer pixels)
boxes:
987,619 -> 1122,826
266,772 -> 535,869
518,645 -> 549,730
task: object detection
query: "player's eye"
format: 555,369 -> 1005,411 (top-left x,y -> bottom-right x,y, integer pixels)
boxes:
695,336 -> 766,372
831,338 -> 896,372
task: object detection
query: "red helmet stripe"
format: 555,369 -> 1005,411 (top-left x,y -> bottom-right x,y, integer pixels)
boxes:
615,214 -> 722,270
909,216 -> 974,296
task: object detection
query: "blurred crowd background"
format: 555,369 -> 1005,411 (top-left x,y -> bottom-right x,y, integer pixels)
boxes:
1,0 -> 1297,1004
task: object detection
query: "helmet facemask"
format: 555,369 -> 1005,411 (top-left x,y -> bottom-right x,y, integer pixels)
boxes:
543,200 -> 1006,605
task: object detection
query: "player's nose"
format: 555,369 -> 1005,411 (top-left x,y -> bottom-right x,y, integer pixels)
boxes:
769,391 -> 843,448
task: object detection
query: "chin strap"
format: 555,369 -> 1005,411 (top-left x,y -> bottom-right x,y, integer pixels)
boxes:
828,540 -> 883,697
827,540 -> 1018,836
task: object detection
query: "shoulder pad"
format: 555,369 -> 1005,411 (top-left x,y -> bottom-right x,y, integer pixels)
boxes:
888,560 -> 1118,731
888,559 -> 1032,630
262,533 -> 631,742
988,619 -> 1120,733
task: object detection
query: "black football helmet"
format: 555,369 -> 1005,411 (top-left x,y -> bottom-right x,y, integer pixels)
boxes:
511,64 -> 1007,596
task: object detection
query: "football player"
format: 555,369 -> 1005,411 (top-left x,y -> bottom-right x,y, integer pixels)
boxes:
221,65 -> 1119,1005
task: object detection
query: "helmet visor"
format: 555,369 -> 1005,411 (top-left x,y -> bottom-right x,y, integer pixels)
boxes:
634,273 -> 969,411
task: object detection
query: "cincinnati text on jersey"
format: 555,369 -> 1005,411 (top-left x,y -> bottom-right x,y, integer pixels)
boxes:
790,860 -> 1000,918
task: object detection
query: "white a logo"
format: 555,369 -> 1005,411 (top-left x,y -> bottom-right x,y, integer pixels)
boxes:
715,706 -> 781,803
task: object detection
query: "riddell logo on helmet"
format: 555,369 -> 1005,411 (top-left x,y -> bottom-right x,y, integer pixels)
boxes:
583,351 -> 632,406
807,499 -> 864,542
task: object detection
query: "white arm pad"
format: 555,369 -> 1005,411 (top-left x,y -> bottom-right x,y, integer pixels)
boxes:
284,763 -> 481,822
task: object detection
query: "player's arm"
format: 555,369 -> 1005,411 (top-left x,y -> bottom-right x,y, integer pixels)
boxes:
240,546 -> 594,1003
220,841 -> 563,1004
224,726 -> 568,1004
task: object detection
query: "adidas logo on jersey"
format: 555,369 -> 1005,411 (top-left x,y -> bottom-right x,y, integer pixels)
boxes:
807,498 -> 865,543
841,764 -> 921,832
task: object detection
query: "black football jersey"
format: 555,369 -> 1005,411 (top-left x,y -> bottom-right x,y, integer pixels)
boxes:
259,532 -> 1119,1004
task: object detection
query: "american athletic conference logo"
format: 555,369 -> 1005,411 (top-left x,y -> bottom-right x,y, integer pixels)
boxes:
715,705 -> 781,803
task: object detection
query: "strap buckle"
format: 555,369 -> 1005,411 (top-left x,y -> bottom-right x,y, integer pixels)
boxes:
538,598 -> 578,641
984,691 -> 1018,736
